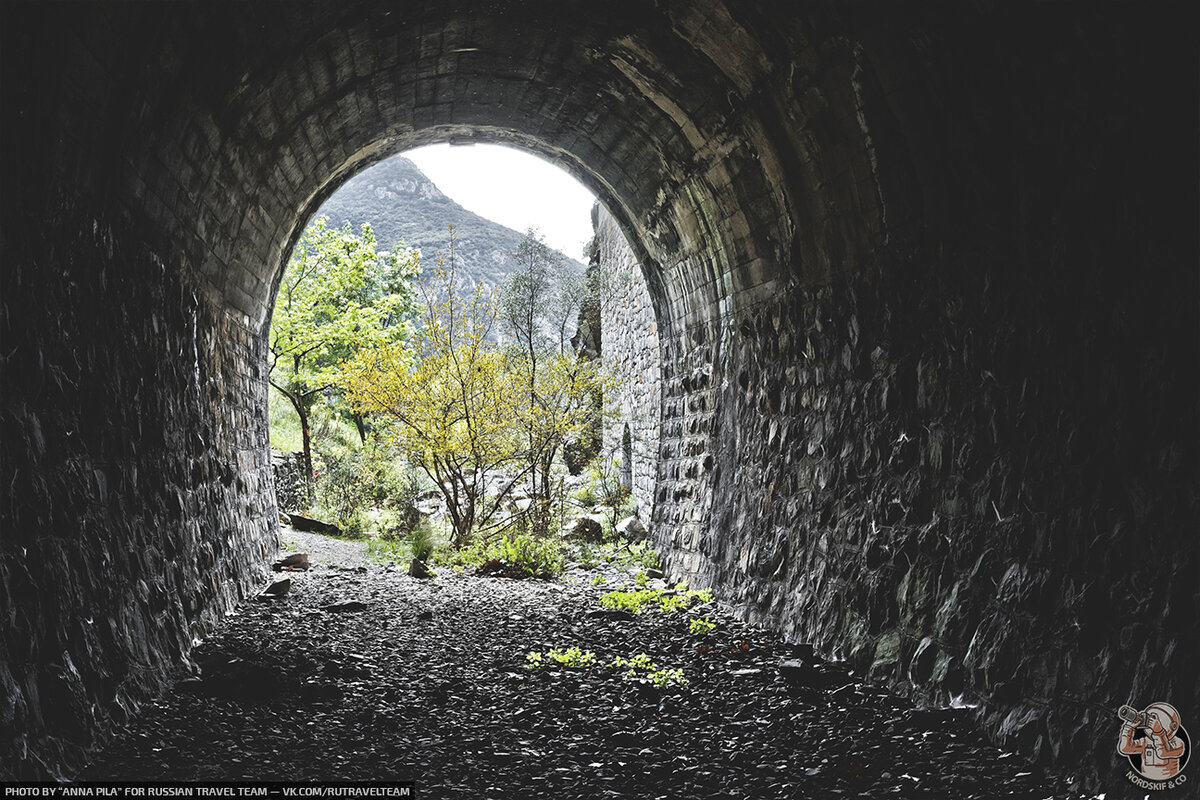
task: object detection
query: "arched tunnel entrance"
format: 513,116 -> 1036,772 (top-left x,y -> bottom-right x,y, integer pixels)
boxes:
1,1 -> 1196,788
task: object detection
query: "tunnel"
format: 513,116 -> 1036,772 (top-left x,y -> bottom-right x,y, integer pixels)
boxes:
1,0 -> 1196,788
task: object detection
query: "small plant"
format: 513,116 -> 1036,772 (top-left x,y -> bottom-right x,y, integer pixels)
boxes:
577,547 -> 599,570
633,571 -> 649,588
689,617 -> 716,635
526,647 -> 596,670
408,521 -> 436,563
609,653 -> 688,688
590,573 -> 606,586
493,533 -> 566,578
623,541 -> 659,570
599,587 -> 714,615
659,595 -> 688,613
367,536 -> 407,563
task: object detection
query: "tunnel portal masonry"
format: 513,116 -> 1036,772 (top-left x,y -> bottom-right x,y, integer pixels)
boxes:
0,0 -> 1196,790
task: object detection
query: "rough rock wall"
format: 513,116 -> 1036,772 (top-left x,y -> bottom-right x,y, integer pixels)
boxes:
0,206 -> 278,778
652,13 -> 1200,789
662,260 -> 1197,782
596,207 -> 661,517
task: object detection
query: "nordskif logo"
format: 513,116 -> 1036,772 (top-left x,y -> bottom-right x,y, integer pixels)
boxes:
1117,702 -> 1190,790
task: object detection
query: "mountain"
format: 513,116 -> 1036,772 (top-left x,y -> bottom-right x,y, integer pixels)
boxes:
311,155 -> 585,289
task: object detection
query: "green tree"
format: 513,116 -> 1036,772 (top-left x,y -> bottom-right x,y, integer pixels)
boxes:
269,216 -> 419,490
499,229 -> 608,536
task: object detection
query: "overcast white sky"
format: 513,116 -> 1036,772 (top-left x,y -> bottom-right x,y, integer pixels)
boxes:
404,143 -> 596,260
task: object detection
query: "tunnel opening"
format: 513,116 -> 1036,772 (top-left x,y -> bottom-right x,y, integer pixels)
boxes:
2,1 -> 1196,788
263,141 -> 665,559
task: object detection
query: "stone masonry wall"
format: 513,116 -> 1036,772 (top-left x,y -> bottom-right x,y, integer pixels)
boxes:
0,204 -> 278,779
655,74 -> 1198,797
595,207 -> 661,518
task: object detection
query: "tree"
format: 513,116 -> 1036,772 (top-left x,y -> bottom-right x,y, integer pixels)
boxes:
499,229 -> 609,536
343,230 -> 613,546
268,217 -> 418,490
343,235 -> 522,546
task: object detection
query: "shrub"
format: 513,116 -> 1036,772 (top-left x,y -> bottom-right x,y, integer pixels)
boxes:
408,520 -> 436,563
492,533 -> 566,578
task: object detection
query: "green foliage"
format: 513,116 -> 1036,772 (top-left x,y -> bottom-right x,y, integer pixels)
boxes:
628,542 -> 660,570
609,654 -> 688,688
308,430 -> 412,533
658,594 -> 688,613
345,232 -> 614,548
570,483 -> 598,509
497,229 -> 614,539
269,215 -> 419,486
525,647 -> 595,670
576,545 -> 599,570
366,536 -> 407,563
429,530 -> 565,579
689,617 -> 716,635
525,647 -> 686,690
589,573 -> 606,586
633,570 -> 649,588
268,384 -> 304,452
599,587 -> 713,615
408,520 -> 436,563
492,533 -> 566,578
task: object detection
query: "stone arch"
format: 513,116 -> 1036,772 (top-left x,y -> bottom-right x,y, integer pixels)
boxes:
2,1 -> 1196,788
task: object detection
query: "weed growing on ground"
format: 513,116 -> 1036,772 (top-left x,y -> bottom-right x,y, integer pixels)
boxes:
408,521 -> 436,563
492,533 -> 566,578
610,653 -> 688,688
577,546 -> 599,570
598,586 -> 713,614
688,617 -> 716,635
526,647 -> 596,670
590,573 -> 606,586
367,537 -> 407,563
526,647 -> 688,689
633,571 -> 649,587
590,541 -> 660,570
432,532 -> 566,578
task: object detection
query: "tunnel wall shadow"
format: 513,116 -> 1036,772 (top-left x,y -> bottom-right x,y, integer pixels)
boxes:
1,1 -> 1196,787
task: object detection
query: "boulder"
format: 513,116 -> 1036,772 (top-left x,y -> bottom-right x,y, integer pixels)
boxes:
272,553 -> 310,571
408,558 -> 435,579
286,513 -> 341,536
263,578 -> 291,597
616,514 -> 648,542
565,516 -> 604,543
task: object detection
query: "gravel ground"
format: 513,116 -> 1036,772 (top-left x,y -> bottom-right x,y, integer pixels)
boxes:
79,528 -> 1092,798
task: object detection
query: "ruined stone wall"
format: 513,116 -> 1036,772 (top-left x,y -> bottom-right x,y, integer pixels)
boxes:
596,207 -> 661,517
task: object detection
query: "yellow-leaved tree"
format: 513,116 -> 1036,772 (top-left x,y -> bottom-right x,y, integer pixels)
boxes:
343,231 -> 614,548
343,238 -> 520,546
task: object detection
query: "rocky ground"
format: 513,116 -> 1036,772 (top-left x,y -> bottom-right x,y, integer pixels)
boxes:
79,528 -> 1096,798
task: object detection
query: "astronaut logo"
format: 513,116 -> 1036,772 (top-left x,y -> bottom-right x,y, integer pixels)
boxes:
1118,702 -> 1190,789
